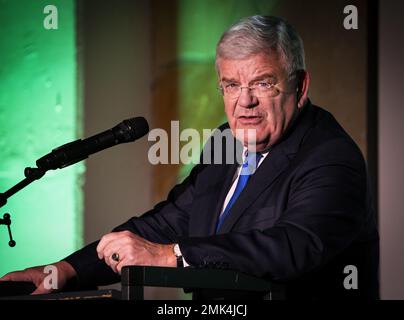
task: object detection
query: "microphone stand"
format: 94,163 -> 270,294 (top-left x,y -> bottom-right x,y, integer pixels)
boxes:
0,167 -> 46,247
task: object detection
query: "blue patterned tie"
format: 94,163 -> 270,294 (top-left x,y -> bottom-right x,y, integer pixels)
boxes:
215,151 -> 262,233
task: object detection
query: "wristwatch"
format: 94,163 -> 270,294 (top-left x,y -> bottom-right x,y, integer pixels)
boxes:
173,244 -> 184,268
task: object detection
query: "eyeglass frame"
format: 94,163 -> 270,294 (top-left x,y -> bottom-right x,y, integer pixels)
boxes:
217,72 -> 298,99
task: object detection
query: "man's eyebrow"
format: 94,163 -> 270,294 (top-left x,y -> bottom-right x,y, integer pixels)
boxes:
220,77 -> 239,83
220,74 -> 277,84
249,73 -> 277,84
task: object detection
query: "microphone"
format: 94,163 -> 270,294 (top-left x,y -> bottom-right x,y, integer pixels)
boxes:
36,117 -> 149,171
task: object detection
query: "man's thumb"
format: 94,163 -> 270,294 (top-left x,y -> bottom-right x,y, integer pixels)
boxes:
31,282 -> 51,295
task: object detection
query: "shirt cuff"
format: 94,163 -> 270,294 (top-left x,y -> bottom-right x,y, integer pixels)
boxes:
174,244 -> 190,267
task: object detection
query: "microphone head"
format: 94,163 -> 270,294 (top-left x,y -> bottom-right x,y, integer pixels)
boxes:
118,117 -> 149,142
35,117 -> 150,171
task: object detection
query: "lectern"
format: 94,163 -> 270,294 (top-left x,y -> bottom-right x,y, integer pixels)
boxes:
0,266 -> 284,300
121,266 -> 284,300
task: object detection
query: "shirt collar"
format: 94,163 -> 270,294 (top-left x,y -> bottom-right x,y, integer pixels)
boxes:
242,147 -> 269,163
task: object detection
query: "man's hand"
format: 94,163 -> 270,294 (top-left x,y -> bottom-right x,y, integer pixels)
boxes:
0,261 -> 77,295
96,230 -> 176,274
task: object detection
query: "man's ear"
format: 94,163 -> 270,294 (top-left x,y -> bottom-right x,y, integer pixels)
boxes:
297,70 -> 310,109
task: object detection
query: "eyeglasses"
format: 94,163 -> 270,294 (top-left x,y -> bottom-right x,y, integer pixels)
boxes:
219,81 -> 281,99
218,77 -> 297,99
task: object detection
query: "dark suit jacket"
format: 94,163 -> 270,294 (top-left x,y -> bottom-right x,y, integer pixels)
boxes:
64,102 -> 379,299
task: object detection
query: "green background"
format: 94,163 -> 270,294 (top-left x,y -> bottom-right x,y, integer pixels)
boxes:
0,0 -> 83,275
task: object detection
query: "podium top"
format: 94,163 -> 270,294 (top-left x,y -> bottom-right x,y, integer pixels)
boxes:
121,266 -> 273,292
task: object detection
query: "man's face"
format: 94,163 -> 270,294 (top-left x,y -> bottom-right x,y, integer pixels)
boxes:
217,52 -> 298,152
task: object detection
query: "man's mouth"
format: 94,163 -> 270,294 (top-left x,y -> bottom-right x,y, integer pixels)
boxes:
237,115 -> 263,125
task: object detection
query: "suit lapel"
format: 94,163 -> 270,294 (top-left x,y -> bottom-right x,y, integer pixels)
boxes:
216,146 -> 290,234
205,163 -> 238,234
216,102 -> 317,234
189,153 -> 240,236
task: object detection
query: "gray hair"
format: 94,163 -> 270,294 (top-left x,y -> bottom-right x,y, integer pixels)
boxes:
216,15 -> 305,77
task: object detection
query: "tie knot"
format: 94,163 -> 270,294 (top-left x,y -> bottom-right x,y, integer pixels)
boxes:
241,151 -> 262,175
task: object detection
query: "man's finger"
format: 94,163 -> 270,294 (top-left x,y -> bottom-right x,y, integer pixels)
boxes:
116,261 -> 124,275
31,282 -> 50,295
102,237 -> 134,262
0,274 -> 11,281
116,256 -> 132,275
107,250 -> 128,273
96,232 -> 121,259
0,271 -> 32,282
100,232 -> 138,261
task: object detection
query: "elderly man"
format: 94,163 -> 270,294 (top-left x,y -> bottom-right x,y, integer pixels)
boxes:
1,15 -> 379,300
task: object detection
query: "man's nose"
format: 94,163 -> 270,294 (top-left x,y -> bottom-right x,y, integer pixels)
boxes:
238,87 -> 259,108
